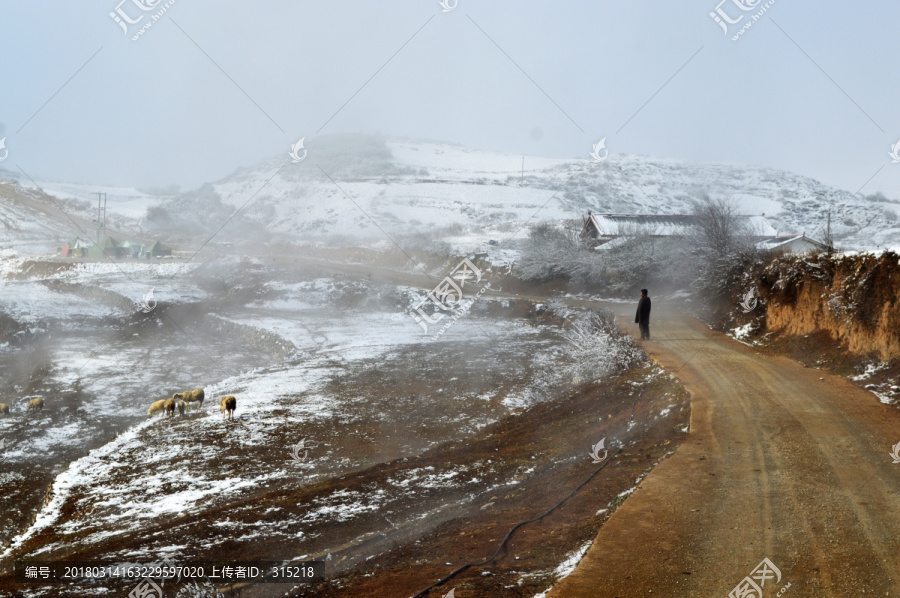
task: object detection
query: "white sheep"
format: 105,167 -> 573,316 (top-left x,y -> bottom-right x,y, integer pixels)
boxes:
147,399 -> 168,418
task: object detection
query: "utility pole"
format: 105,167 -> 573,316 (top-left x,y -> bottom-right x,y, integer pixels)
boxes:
824,209 -> 833,255
96,192 -> 107,241
521,156 -> 524,185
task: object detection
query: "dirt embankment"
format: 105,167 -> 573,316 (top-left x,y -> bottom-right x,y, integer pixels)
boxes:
758,251 -> 900,361
721,251 -> 900,404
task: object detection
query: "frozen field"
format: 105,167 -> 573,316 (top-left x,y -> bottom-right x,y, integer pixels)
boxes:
2,249 -> 647,597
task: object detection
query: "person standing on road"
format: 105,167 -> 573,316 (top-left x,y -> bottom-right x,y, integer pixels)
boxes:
635,288 -> 651,340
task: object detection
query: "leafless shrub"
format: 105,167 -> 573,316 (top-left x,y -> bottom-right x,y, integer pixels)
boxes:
561,310 -> 644,383
518,198 -> 764,301
685,195 -> 762,300
577,225 -> 693,294
515,222 -> 581,282
546,297 -> 573,319
526,308 -> 644,403
400,232 -> 453,260
517,221 -> 693,294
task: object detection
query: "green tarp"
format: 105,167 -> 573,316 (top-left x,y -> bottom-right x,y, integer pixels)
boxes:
86,237 -> 123,259
147,240 -> 172,257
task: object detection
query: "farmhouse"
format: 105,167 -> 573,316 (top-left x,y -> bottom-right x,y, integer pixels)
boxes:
580,212 -> 777,240
580,212 -> 825,254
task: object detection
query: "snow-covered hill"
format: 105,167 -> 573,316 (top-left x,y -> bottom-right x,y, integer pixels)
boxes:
4,136 -> 898,257
147,136 -> 899,254
0,178 -> 159,255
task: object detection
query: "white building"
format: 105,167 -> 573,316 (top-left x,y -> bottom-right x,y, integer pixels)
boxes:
755,233 -> 828,254
580,213 -> 826,254
580,213 -> 777,239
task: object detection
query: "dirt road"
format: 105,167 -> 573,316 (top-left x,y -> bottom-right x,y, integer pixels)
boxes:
549,309 -> 900,597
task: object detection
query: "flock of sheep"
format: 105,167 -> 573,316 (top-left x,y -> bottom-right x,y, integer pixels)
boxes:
0,397 -> 44,415
147,388 -> 238,420
0,392 -> 237,421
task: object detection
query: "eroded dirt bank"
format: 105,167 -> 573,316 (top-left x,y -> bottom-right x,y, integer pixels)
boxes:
724,251 -> 900,406
759,251 -> 900,361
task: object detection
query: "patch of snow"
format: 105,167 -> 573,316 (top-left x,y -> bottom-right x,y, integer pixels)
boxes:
851,361 -> 889,381
730,323 -> 754,341
533,540 -> 594,597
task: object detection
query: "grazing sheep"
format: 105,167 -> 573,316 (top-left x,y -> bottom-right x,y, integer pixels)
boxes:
0,403 -> 9,415
174,387 -> 205,408
177,400 -> 186,416
147,399 -> 168,418
25,397 -> 44,412
164,397 -> 176,418
219,396 -> 236,420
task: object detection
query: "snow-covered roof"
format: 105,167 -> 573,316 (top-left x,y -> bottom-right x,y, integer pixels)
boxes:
583,213 -> 777,238
756,234 -> 827,252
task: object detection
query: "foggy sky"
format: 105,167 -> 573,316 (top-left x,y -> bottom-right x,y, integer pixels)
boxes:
1,1 -> 899,198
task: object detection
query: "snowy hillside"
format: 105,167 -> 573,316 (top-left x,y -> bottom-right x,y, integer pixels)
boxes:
144,136 -> 900,254
3,137 -> 898,258
0,179 -> 155,256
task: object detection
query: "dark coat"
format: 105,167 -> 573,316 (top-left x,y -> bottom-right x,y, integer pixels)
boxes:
635,296 -> 651,324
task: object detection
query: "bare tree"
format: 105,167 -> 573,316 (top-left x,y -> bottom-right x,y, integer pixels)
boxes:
577,222 -> 658,292
686,195 -> 760,299
687,195 -> 752,255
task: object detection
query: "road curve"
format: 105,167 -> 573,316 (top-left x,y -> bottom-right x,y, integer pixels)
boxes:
548,310 -> 900,597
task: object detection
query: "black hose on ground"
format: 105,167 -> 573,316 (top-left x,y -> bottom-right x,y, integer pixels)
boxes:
410,448 -> 621,598
411,384 -> 647,598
